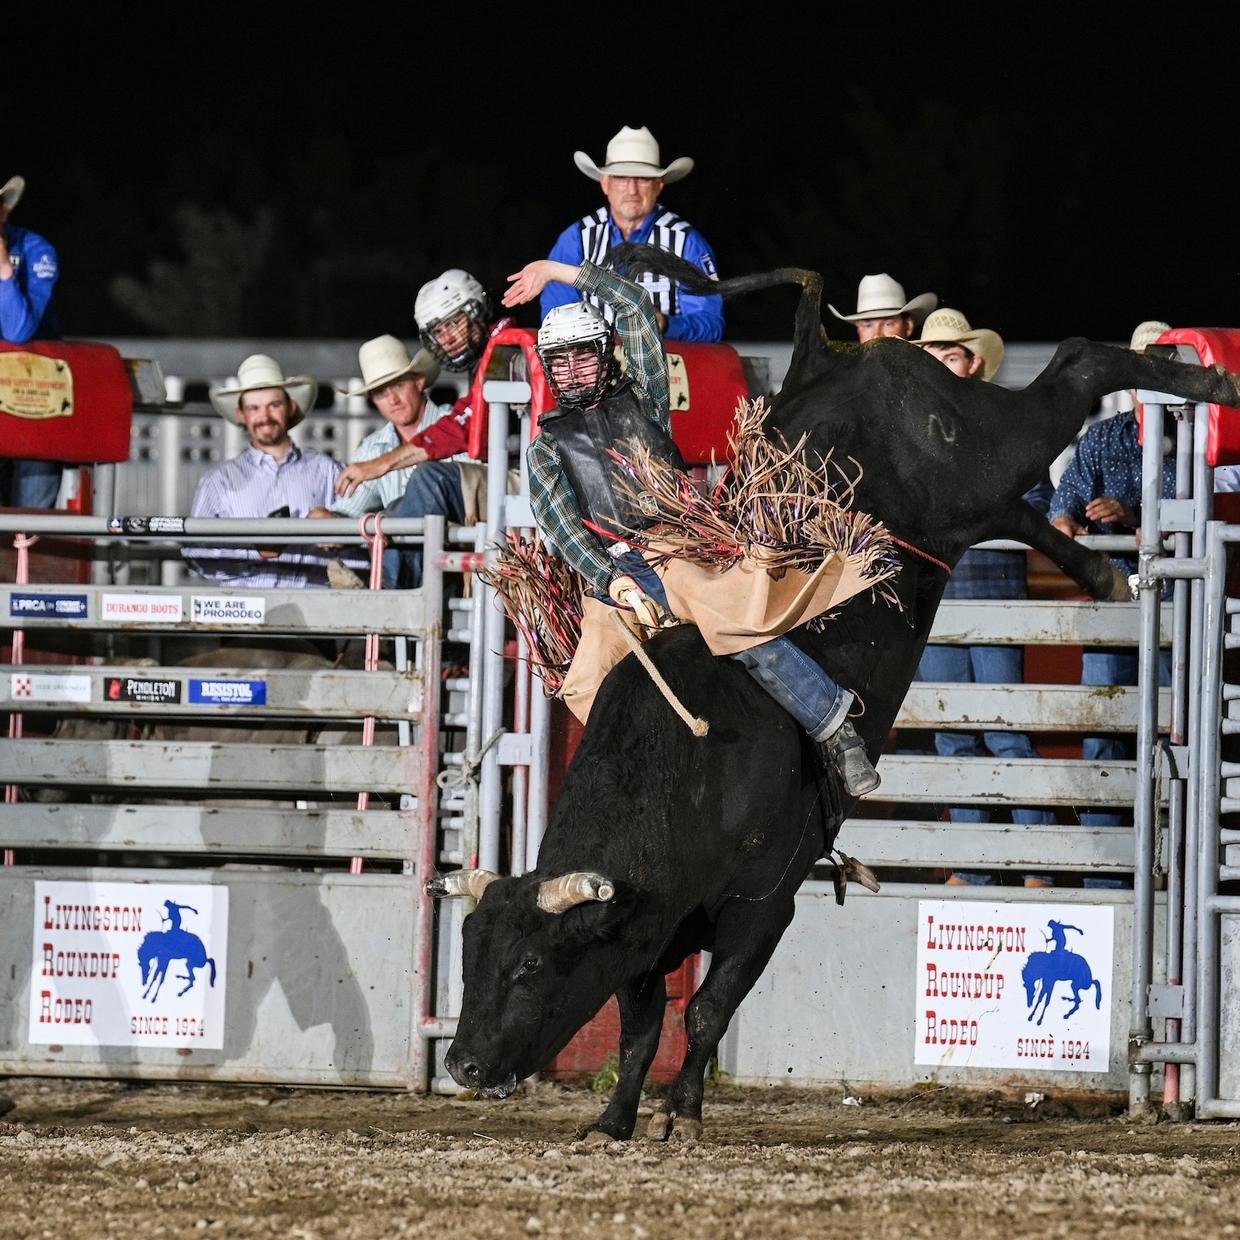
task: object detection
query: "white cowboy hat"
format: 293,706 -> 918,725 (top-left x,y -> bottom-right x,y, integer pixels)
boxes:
1130,320 -> 1171,354
336,335 -> 441,396
828,273 -> 937,324
209,354 -> 318,426
911,308 -> 1005,382
573,125 -> 693,184
1,175 -> 25,210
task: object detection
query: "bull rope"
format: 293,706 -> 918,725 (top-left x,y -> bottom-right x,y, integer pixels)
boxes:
3,532 -> 37,866
608,610 -> 709,738
350,513 -> 388,875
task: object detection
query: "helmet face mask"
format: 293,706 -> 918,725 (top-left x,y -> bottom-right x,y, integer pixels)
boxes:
537,302 -> 617,410
415,270 -> 490,371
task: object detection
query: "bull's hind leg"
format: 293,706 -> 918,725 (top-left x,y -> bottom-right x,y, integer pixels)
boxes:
647,899 -> 797,1143
996,502 -> 1131,601
578,972 -> 667,1143
1033,338 -> 1240,426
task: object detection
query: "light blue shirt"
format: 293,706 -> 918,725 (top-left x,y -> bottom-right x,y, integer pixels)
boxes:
185,442 -> 344,588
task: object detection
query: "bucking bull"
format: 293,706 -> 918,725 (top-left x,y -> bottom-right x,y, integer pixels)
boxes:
429,246 -> 1240,1141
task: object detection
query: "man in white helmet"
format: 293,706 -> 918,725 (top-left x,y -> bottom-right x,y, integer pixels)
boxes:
326,271 -> 513,587
504,256 -> 879,797
540,126 -> 724,343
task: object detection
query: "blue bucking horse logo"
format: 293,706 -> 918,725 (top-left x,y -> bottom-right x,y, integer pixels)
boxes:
1022,919 -> 1103,1026
137,900 -> 217,1002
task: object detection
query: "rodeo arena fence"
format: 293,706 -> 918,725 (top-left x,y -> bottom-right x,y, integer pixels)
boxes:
2,329 -> 1239,1116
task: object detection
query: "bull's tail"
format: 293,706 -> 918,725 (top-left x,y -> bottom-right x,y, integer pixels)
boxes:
609,242 -> 814,302
608,243 -> 825,356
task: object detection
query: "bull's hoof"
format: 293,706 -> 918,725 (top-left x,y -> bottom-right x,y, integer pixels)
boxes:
645,1111 -> 672,1142
1108,568 -> 1136,602
670,1118 -> 702,1143
576,1126 -> 621,1146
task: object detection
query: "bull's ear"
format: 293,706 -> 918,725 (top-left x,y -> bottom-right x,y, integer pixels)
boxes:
554,883 -> 636,946
425,870 -> 501,900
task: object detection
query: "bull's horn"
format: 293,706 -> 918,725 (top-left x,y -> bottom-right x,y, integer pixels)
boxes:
425,870 -> 501,900
536,871 -> 616,914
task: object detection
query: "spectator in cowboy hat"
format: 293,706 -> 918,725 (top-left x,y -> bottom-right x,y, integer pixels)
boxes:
540,125 -> 724,342
908,308 -> 1056,887
185,354 -> 345,587
829,273 -> 936,344
308,334 -> 464,587
910,307 -> 1005,381
1,173 -> 65,509
313,335 -> 443,519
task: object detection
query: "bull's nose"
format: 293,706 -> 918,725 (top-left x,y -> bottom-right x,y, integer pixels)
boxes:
445,1046 -> 482,1089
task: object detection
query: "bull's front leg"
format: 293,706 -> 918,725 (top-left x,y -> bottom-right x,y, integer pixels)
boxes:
647,898 -> 796,1143
578,971 -> 667,1143
994,501 -> 1131,601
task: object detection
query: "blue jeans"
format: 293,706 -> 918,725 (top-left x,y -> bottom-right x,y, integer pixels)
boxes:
918,642 -> 1052,885
1080,647 -> 1171,889
610,550 -> 851,739
381,462 -> 465,588
0,458 -> 61,509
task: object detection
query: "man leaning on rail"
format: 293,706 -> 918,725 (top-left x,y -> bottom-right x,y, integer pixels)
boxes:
318,271 -> 514,588
184,354 -> 346,588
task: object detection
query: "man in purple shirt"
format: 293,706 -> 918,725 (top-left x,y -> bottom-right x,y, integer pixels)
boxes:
186,354 -> 344,588
539,126 -> 724,343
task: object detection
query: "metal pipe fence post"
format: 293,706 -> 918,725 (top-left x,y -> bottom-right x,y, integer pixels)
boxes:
412,515 -> 444,1091
1163,405 -> 1195,1108
1129,399 -> 1166,1113
1195,523 -> 1228,1113
479,393 -> 514,872
1180,403 -> 1213,1104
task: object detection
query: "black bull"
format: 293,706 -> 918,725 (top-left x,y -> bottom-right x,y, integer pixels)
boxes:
432,247 -> 1240,1140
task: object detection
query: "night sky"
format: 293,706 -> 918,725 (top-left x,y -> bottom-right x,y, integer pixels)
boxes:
6,28 -> 1238,345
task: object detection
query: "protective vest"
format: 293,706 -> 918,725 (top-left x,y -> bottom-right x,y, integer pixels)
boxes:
578,207 -> 690,321
537,381 -> 685,541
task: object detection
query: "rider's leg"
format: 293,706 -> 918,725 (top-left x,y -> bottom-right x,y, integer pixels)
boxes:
620,550 -> 877,795
729,638 -> 879,797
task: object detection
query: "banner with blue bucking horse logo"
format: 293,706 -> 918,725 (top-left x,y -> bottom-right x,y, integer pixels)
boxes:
28,881 -> 228,1049
914,901 -> 1114,1072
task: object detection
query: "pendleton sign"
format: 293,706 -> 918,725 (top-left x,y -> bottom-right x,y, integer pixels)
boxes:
0,351 -> 74,421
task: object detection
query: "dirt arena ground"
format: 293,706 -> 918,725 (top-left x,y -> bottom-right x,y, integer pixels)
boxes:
2,1077 -> 1239,1238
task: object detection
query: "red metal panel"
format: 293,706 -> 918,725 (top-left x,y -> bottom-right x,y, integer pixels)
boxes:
0,341 -> 133,464
466,332 -> 750,468
1136,327 -> 1240,466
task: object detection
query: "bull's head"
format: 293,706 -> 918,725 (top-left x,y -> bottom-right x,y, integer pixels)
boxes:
428,868 -> 632,1097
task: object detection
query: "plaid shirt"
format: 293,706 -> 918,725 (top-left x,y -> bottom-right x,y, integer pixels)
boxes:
527,262 -> 670,595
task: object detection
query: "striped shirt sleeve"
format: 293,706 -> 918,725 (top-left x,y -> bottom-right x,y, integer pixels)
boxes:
573,262 -> 669,428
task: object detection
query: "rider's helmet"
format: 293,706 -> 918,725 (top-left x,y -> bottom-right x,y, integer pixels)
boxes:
415,269 -> 491,371
536,301 -> 617,410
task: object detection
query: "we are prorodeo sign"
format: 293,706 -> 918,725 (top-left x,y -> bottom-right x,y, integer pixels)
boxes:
914,900 -> 1114,1073
29,881 -> 228,1049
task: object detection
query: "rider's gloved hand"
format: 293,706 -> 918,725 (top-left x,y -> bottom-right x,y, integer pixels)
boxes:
607,574 -> 664,630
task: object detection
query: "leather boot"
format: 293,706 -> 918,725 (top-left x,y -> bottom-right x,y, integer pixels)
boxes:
819,720 -> 880,798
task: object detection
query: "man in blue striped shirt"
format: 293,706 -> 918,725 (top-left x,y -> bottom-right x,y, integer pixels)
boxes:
540,126 -> 723,343
185,354 -> 344,588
